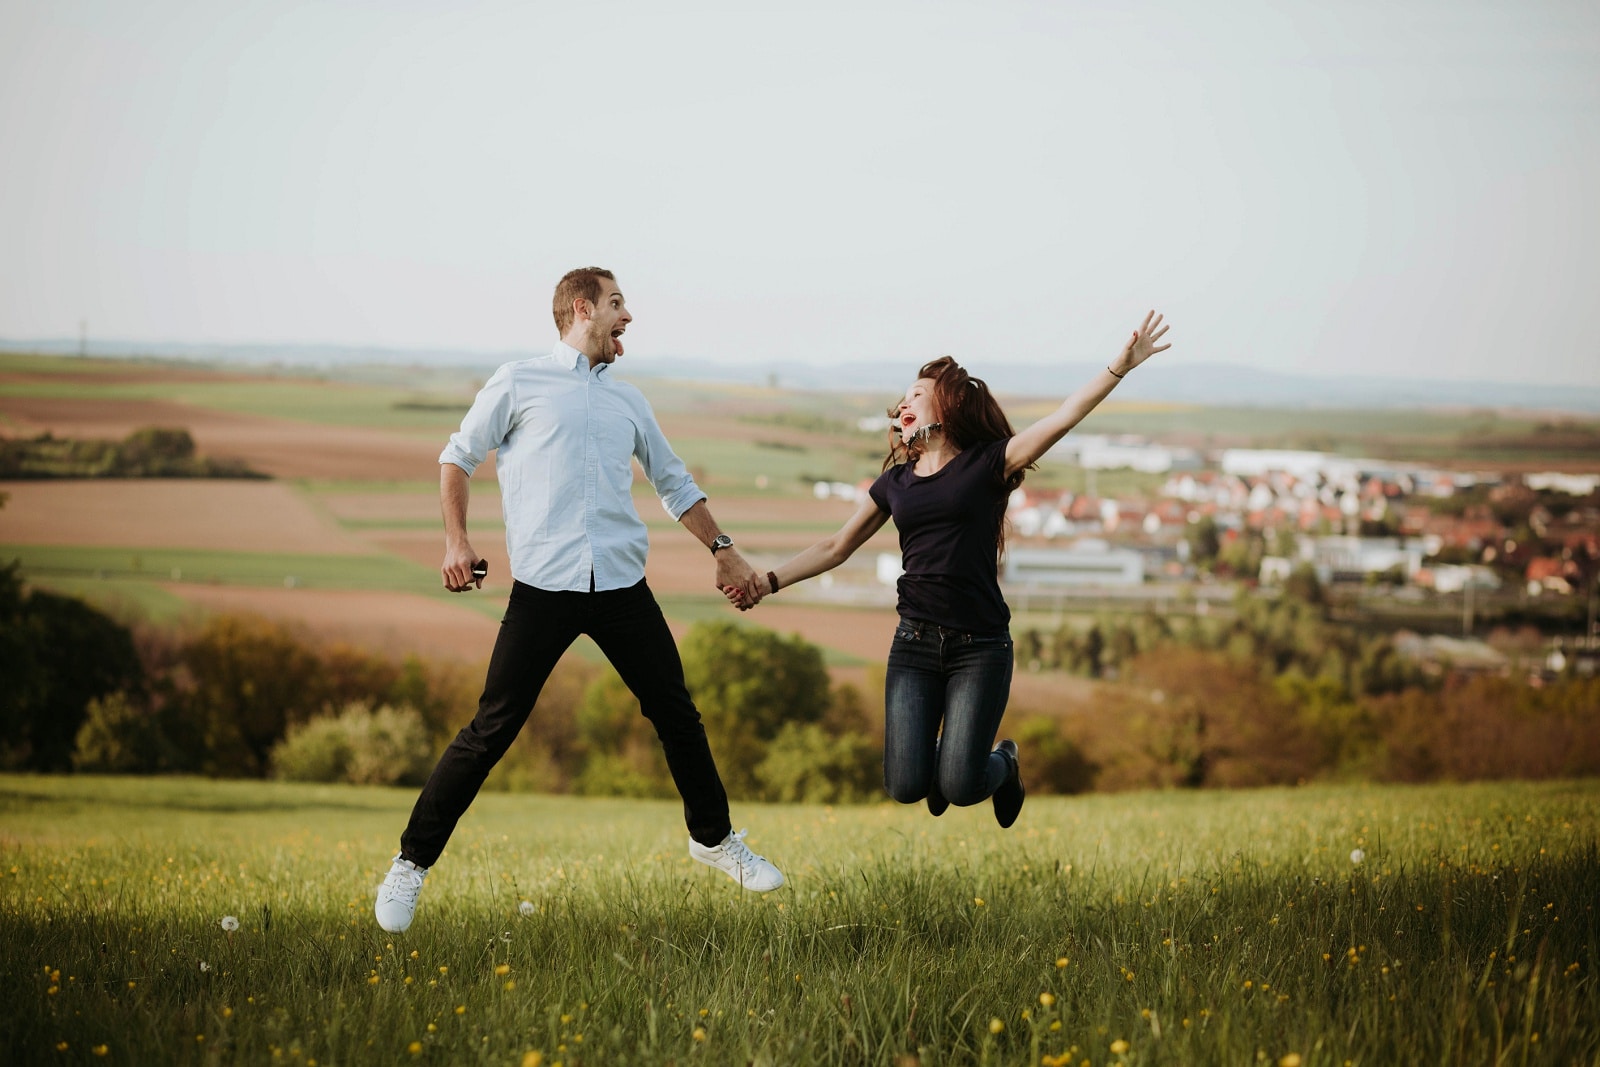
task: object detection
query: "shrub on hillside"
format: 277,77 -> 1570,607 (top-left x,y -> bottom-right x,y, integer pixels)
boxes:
679,621 -> 832,797
0,427 -> 266,478
173,615 -> 467,777
0,562 -> 144,771
756,722 -> 880,803
270,703 -> 433,786
481,658 -> 591,794
1084,648 -> 1320,790
569,670 -> 675,797
73,691 -> 187,774
1015,717 -> 1098,794
1371,675 -> 1600,782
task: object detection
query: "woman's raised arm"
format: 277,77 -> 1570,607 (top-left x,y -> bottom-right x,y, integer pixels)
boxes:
1004,310 -> 1171,478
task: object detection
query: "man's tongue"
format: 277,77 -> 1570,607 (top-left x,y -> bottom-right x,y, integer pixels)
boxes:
612,333 -> 624,356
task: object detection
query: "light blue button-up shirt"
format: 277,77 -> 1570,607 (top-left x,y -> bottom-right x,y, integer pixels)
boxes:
439,342 -> 706,592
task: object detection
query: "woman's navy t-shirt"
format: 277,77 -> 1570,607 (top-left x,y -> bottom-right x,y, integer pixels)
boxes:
868,436 -> 1011,633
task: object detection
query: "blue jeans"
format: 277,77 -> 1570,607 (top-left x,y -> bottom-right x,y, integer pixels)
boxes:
883,618 -> 1014,807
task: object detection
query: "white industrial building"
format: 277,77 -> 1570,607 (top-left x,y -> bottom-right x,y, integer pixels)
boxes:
1002,542 -> 1145,586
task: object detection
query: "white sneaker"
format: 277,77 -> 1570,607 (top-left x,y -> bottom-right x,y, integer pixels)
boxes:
375,854 -> 428,932
689,829 -> 785,892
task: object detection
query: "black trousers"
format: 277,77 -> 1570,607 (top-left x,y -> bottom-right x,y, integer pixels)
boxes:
399,578 -> 732,867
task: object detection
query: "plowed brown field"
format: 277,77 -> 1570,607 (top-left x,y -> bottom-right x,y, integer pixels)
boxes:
0,480 -> 369,553
2,395 -> 450,481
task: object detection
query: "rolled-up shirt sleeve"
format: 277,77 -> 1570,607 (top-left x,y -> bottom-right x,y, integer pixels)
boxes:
631,392 -> 705,520
439,364 -> 515,476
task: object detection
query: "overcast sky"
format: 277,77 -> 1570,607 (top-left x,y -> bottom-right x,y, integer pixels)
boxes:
2,0 -> 1597,386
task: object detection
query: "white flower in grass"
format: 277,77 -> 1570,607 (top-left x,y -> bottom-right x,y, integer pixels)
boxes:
518,900 -> 535,917
1349,849 -> 1365,865
199,961 -> 210,973
220,915 -> 240,932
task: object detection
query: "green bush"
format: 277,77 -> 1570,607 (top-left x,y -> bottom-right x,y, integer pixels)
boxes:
679,621 -> 832,797
755,722 -> 880,803
569,670 -> 675,797
73,691 -> 184,774
270,703 -> 433,786
1015,717 -> 1098,795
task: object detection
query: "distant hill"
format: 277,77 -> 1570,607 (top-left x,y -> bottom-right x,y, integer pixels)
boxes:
6,337 -> 1600,414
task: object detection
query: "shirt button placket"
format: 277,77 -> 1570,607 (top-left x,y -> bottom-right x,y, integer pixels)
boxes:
583,371 -> 597,587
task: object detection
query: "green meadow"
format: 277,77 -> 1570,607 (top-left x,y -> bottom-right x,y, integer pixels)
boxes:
3,775 -> 1597,1066
0,544 -> 440,594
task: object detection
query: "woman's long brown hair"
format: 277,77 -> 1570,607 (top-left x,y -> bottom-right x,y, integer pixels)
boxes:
882,356 -> 1034,558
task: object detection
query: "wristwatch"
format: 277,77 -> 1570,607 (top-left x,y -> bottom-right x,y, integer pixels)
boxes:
709,534 -> 734,555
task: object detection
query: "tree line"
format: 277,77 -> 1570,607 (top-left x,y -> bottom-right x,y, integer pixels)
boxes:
0,427 -> 265,478
4,561 -> 1596,800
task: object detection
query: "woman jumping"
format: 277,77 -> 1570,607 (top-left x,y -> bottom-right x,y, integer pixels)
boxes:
731,312 -> 1171,826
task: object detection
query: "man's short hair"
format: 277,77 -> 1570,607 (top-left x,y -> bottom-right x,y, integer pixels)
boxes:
552,267 -> 616,335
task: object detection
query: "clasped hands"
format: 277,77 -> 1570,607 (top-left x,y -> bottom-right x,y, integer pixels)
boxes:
716,551 -> 768,612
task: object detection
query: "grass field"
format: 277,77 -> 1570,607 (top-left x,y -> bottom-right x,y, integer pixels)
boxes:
3,775 -> 1597,1066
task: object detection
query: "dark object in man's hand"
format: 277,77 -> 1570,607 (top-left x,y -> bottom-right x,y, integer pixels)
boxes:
472,560 -> 488,581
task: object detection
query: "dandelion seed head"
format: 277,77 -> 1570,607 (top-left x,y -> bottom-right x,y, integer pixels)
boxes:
220,916 -> 240,932
1349,849 -> 1365,865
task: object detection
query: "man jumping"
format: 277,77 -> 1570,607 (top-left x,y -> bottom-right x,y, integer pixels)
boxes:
376,267 -> 784,933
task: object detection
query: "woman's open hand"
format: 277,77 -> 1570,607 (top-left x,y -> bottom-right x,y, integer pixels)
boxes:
1111,310 -> 1171,376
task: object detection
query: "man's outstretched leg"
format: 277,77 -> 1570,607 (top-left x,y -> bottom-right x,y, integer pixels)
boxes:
591,580 -> 784,891
378,584 -> 578,932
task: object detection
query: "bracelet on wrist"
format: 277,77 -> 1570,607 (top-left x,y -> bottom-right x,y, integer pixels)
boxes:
1107,365 -> 1126,379
767,570 -> 781,594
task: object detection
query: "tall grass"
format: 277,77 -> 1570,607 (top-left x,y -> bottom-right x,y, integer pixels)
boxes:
2,775 -> 1596,1065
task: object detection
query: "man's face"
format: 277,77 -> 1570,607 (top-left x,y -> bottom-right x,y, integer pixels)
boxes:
583,279 -> 631,363
896,377 -> 939,443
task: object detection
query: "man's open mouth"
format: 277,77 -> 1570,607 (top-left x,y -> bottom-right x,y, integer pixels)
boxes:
610,328 -> 625,355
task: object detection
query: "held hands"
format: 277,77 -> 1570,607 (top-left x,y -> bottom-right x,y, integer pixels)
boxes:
1111,310 -> 1172,377
722,570 -> 771,612
715,549 -> 763,611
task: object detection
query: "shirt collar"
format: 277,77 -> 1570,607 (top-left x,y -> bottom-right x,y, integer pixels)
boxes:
553,340 -> 611,377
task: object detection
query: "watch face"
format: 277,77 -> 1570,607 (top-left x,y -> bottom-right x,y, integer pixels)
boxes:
712,535 -> 733,552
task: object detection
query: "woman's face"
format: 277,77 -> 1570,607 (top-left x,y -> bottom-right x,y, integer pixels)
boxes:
895,377 -> 939,443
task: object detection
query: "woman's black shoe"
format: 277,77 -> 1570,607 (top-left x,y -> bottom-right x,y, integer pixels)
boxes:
992,739 -> 1024,828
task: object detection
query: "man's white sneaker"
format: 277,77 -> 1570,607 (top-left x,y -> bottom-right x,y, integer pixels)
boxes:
689,829 -> 785,892
375,854 -> 428,932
